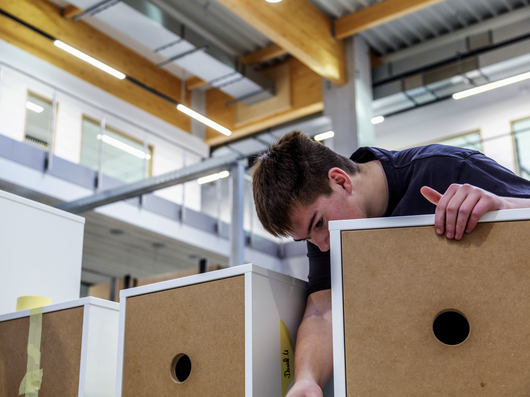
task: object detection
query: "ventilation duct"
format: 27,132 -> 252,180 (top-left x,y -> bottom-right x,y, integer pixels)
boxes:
371,17 -> 530,117
69,0 -> 274,105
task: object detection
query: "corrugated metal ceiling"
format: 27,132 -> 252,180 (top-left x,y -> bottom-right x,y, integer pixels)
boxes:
168,0 -> 530,59
359,0 -> 530,56
149,0 -> 273,56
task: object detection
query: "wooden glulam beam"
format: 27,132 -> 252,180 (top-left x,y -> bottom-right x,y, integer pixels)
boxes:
0,0 -> 191,132
205,58 -> 323,146
215,0 -> 346,86
62,4 -> 82,20
239,43 -> 287,66
186,76 -> 208,90
335,0 -> 446,39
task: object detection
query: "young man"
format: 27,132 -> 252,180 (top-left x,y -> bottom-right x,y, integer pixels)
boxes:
252,130 -> 530,397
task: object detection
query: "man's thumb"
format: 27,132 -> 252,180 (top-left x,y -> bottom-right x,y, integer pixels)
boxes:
420,186 -> 442,205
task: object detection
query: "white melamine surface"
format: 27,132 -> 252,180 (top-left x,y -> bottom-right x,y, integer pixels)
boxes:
0,190 -> 85,315
250,272 -> 307,396
83,302 -> 120,397
329,208 -> 530,231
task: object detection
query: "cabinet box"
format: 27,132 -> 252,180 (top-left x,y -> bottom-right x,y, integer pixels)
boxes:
0,297 -> 119,397
116,264 -> 307,397
330,209 -> 530,396
0,190 -> 85,315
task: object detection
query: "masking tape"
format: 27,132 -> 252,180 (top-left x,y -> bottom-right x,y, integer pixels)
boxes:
280,319 -> 295,397
16,297 -> 52,312
19,307 -> 44,396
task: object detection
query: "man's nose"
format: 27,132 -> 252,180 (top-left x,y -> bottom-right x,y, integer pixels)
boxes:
314,234 -> 330,252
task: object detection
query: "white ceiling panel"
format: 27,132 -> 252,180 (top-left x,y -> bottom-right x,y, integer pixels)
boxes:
221,78 -> 263,99
157,40 -> 195,59
93,2 -> 181,50
174,51 -> 235,82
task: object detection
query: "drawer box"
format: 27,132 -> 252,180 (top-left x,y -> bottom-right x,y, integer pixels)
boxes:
0,297 -> 119,397
0,190 -> 85,315
116,264 -> 307,397
330,209 -> 530,396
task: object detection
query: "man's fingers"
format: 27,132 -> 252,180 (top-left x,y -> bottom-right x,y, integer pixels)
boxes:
453,193 -> 481,240
420,186 -> 442,205
423,183 -> 501,240
465,194 -> 497,234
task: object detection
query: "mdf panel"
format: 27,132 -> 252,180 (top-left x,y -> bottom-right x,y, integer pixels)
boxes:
0,307 -> 84,397
340,219 -> 530,395
121,276 -> 245,397
117,265 -> 310,397
0,298 -> 119,397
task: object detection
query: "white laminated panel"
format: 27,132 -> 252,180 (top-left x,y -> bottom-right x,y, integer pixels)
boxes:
0,190 -> 85,315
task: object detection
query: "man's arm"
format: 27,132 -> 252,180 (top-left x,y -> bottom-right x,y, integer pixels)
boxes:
421,184 -> 530,240
286,289 -> 333,397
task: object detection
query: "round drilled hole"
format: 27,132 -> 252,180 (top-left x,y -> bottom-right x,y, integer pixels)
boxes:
433,310 -> 470,346
170,354 -> 192,383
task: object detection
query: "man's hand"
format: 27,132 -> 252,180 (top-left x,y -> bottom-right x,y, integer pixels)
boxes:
286,378 -> 323,397
420,184 -> 506,240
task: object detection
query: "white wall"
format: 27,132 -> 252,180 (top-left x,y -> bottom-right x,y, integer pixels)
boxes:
0,39 -> 207,211
375,78 -> 530,172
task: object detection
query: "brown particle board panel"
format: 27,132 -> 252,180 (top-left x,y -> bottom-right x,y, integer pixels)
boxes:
122,275 -> 245,396
341,220 -> 530,396
0,307 -> 84,397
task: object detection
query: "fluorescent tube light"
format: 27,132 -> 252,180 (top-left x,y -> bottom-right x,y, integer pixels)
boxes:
26,101 -> 44,113
266,0 -> 282,2
371,116 -> 384,125
198,171 -> 230,185
177,104 -> 232,136
97,134 -> 151,160
54,40 -> 126,80
314,131 -> 334,141
453,71 -> 530,100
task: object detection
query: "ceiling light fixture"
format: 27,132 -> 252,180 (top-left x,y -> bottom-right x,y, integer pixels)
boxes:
265,0 -> 282,2
453,71 -> 530,100
54,40 -> 126,80
314,131 -> 334,141
198,171 -> 230,185
26,101 -> 44,113
371,116 -> 385,125
177,104 -> 232,136
97,134 -> 151,160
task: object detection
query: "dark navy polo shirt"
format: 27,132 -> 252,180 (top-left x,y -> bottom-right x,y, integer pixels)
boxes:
307,144 -> 530,295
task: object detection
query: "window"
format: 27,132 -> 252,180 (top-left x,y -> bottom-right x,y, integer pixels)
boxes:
24,92 -> 55,150
436,131 -> 482,152
80,117 -> 153,183
512,117 -> 530,180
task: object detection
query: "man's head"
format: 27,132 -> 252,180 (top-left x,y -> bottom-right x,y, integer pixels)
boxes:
252,130 -> 359,239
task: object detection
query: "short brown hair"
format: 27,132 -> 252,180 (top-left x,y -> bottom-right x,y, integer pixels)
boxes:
252,130 -> 359,237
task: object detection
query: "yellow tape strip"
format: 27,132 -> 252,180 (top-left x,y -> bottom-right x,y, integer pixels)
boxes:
19,307 -> 44,396
280,319 -> 295,397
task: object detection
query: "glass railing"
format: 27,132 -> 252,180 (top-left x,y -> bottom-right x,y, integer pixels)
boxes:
0,60 -> 277,242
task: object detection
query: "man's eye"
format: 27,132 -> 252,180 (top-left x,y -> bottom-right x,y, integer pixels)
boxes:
315,218 -> 323,228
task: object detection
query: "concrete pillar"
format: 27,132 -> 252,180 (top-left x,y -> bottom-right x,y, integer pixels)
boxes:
323,35 -> 375,157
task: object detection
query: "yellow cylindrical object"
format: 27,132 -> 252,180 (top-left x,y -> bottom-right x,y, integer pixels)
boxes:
16,296 -> 52,311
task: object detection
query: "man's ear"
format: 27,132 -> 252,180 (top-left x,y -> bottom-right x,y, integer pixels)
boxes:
328,168 -> 353,194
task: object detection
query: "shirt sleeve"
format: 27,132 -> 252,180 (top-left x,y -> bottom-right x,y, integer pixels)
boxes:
459,154 -> 530,198
307,241 -> 331,294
